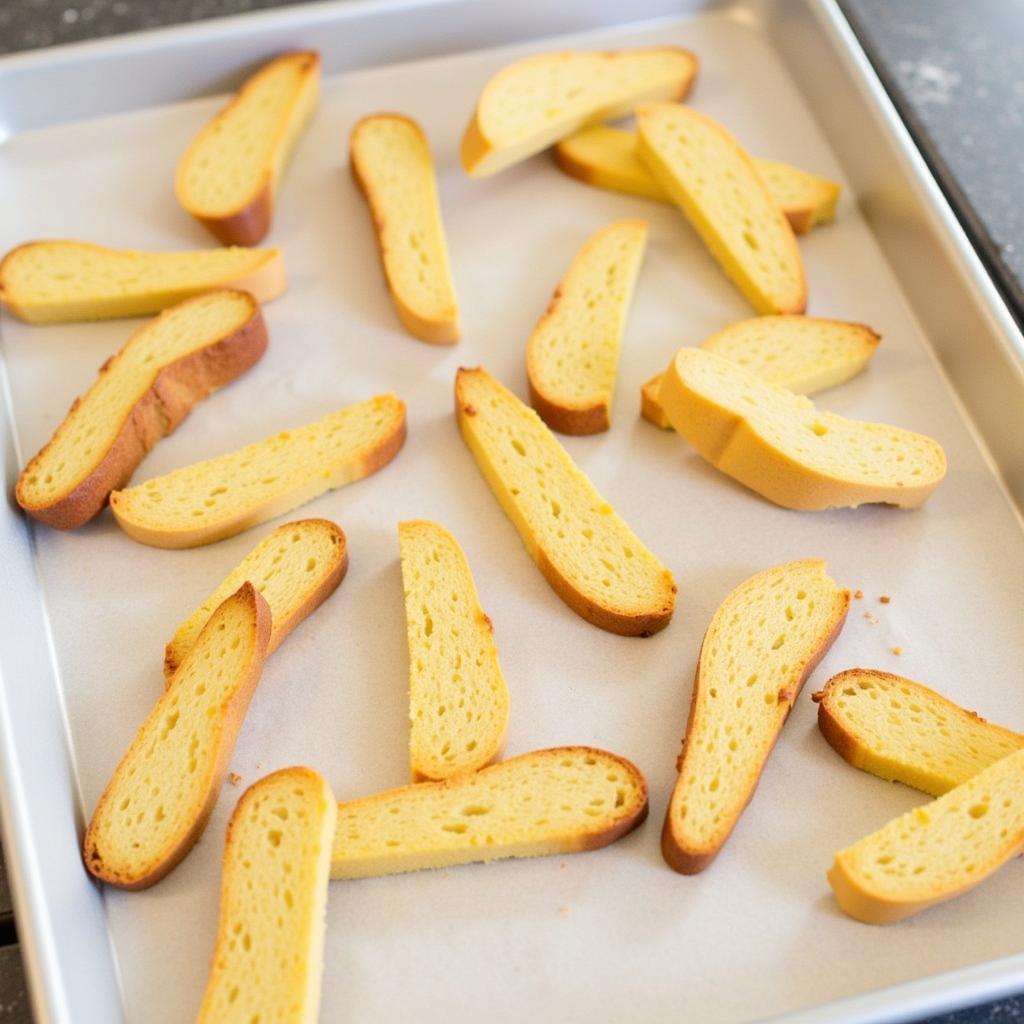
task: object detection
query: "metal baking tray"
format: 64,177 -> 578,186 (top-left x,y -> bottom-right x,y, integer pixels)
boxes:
1,1 -> 1022,1021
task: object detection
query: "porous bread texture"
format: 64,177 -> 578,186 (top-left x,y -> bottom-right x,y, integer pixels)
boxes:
399,520 -> 510,782
460,48 -> 698,177
331,746 -> 647,879
636,103 -> 807,315
814,669 -> 1024,797
110,394 -> 406,548
196,766 -> 336,1024
828,747 -> 1024,924
351,114 -> 459,343
755,158 -> 841,234
658,348 -> 946,510
83,583 -> 270,890
663,560 -> 849,874
455,367 -> 676,636
176,51 -> 321,246
16,291 -> 266,530
0,240 -> 286,323
526,219 -> 647,435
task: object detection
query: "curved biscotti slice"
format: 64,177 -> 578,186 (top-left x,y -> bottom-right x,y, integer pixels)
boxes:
828,747 -> 1024,924
351,114 -> 459,343
196,767 -> 336,1024
659,349 -> 946,510
526,219 -> 647,435
165,519 -> 348,678
399,520 -> 510,781
83,583 -> 270,889
110,394 -> 405,548
755,158 -> 841,234
455,367 -> 676,636
663,560 -> 849,874
814,669 -> 1024,797
460,48 -> 698,178
0,241 -> 286,324
331,746 -> 647,879
176,51 -> 320,246
636,104 -> 807,314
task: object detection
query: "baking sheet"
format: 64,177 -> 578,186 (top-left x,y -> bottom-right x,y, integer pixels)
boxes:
1,7 -> 1023,1023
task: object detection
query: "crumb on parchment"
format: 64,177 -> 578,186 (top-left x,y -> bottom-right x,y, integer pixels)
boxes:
880,595 -> 891,604
228,772 -> 243,786
854,590 -> 863,599
863,612 -> 878,625
891,646 -> 903,656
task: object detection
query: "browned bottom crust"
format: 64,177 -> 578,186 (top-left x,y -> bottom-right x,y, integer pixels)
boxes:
193,187 -> 273,247
527,378 -> 609,436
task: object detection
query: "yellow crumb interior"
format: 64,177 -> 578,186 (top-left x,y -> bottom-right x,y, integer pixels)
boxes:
755,158 -> 837,210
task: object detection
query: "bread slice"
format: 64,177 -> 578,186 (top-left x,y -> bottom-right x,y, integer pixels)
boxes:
176,51 -> 320,246
165,519 -> 348,679
526,219 -> 647,435
636,103 -> 807,314
828,747 -> 1024,924
455,367 -> 676,636
0,240 -> 286,324
399,520 -> 510,781
350,114 -> 459,343
83,583 -> 270,889
814,669 -> 1024,797
658,348 -> 946,510
331,746 -> 647,879
755,158 -> 841,234
663,560 -> 849,874
196,766 -> 336,1023
110,394 -> 406,548
460,48 -> 698,178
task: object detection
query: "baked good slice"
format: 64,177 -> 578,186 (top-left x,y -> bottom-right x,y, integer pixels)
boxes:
663,560 -> 849,874
331,746 -> 647,879
176,51 -> 320,246
0,240 -> 286,324
460,48 -> 698,177
658,348 -> 946,509
455,367 -> 676,636
351,114 -> 459,343
755,158 -> 841,234
83,583 -> 270,889
526,219 -> 647,435
196,766 -> 336,1023
399,520 -> 510,781
110,394 -> 406,548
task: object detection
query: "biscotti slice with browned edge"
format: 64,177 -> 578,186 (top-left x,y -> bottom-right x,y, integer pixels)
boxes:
526,219 -> 647,434
83,583 -> 270,889
755,158 -> 841,234
663,560 -> 849,873
455,367 -> 676,636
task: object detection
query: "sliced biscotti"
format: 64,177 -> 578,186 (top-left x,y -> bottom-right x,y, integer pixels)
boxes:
455,367 -> 676,636
663,561 -> 849,874
176,51 -> 320,246
636,103 -> 807,314
351,114 -> 459,343
0,241 -> 286,324
332,746 -> 647,879
756,158 -> 841,234
196,767 -> 336,1023
658,349 -> 946,509
828,747 -> 1024,924
526,219 -> 647,435
460,48 -> 698,177
83,583 -> 270,889
110,394 -> 405,548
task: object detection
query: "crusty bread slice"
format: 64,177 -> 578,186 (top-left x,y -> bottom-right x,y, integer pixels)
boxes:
83,583 -> 270,889
636,103 -> 807,314
663,560 -> 849,874
165,519 -> 348,679
350,114 -> 459,344
176,51 -> 320,246
755,158 -> 841,234
331,746 -> 647,879
455,367 -> 676,636
110,394 -> 406,548
460,48 -> 698,178
828,747 -> 1024,924
196,766 -> 336,1023
658,348 -> 946,510
0,240 -> 286,324
526,219 -> 647,435
399,520 -> 510,781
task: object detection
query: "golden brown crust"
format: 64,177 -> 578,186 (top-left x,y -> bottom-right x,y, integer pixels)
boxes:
526,377 -> 609,435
